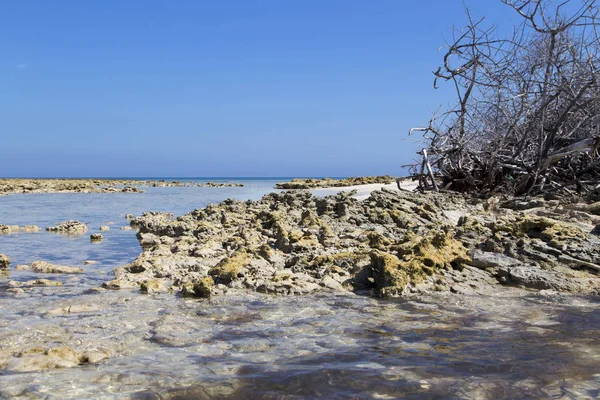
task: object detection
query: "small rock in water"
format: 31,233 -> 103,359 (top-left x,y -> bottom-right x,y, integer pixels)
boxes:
83,260 -> 98,265
8,279 -> 63,287
46,220 -> 88,235
90,233 -> 104,242
20,225 -> 41,232
30,261 -> 83,274
101,279 -> 139,290
99,226 -> 110,231
120,226 -> 133,230
0,224 -> 19,234
0,254 -> 10,269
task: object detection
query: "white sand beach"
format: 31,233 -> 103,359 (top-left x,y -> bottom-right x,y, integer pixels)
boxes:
310,178 -> 419,200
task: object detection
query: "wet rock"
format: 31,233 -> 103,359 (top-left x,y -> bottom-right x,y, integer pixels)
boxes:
30,261 -> 83,274
46,220 -> 88,234
14,264 -> 28,271
140,279 -> 168,294
0,225 -> 19,234
8,279 -> 63,287
181,277 -> 214,298
45,303 -> 101,315
101,279 -> 139,290
99,226 -> 110,231
90,233 -> 104,242
83,260 -> 98,265
120,226 -> 133,230
22,225 -> 41,232
0,254 -> 10,269
6,346 -> 81,372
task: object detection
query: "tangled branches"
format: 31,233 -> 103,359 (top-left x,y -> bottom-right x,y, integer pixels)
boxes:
412,0 -> 600,196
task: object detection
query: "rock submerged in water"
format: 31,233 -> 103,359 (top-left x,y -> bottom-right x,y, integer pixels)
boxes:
30,261 -> 83,274
46,220 -> 88,235
5,346 -> 107,372
0,224 -> 40,234
90,233 -> 104,242
0,254 -> 10,269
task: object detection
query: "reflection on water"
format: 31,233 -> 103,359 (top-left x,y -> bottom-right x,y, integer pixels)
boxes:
0,181 -> 599,399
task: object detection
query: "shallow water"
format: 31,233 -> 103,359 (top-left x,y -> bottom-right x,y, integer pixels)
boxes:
1,180 -> 599,399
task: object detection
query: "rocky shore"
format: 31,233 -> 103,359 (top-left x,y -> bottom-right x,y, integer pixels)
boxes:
0,179 -> 243,194
109,188 -> 600,298
275,176 -> 396,189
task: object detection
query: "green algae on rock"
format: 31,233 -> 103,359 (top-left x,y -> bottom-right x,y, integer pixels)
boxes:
107,188 -> 600,298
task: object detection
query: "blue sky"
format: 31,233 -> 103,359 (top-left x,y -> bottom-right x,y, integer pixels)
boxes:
0,0 -> 518,177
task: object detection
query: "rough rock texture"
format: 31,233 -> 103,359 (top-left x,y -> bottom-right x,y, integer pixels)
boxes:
0,225 -> 40,234
275,176 -> 396,189
0,179 -> 144,194
0,179 -> 244,194
90,233 -> 104,242
111,189 -> 600,298
8,279 -> 63,288
30,261 -> 83,274
0,254 -> 10,269
46,220 -> 88,235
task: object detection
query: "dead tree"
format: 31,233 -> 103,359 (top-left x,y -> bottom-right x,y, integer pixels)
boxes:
411,0 -> 600,196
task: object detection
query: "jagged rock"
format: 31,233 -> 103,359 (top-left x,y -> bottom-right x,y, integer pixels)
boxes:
30,261 -> 83,274
108,188 -> 600,298
8,279 -> 63,287
90,233 -> 103,242
46,220 -> 88,234
0,224 -> 41,234
140,279 -> 168,294
275,176 -> 396,189
0,254 -> 10,269
0,225 -> 19,234
101,279 -> 139,290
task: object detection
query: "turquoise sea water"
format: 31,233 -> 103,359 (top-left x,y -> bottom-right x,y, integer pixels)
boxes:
0,179 -> 599,399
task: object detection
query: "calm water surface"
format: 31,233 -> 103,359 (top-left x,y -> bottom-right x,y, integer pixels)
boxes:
0,179 -> 599,399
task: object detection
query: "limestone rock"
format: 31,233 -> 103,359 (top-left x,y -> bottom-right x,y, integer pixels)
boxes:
0,254 -> 10,269
90,233 -> 104,242
140,279 -> 168,294
46,220 -> 88,235
470,250 -> 522,269
30,261 -> 83,274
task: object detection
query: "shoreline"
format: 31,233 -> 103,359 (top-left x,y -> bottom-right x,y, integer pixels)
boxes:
0,178 -> 245,194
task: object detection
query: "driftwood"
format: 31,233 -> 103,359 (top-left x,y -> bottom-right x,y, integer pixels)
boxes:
411,0 -> 600,196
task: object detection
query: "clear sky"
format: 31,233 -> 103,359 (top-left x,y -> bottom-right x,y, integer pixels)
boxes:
0,0 -> 518,178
